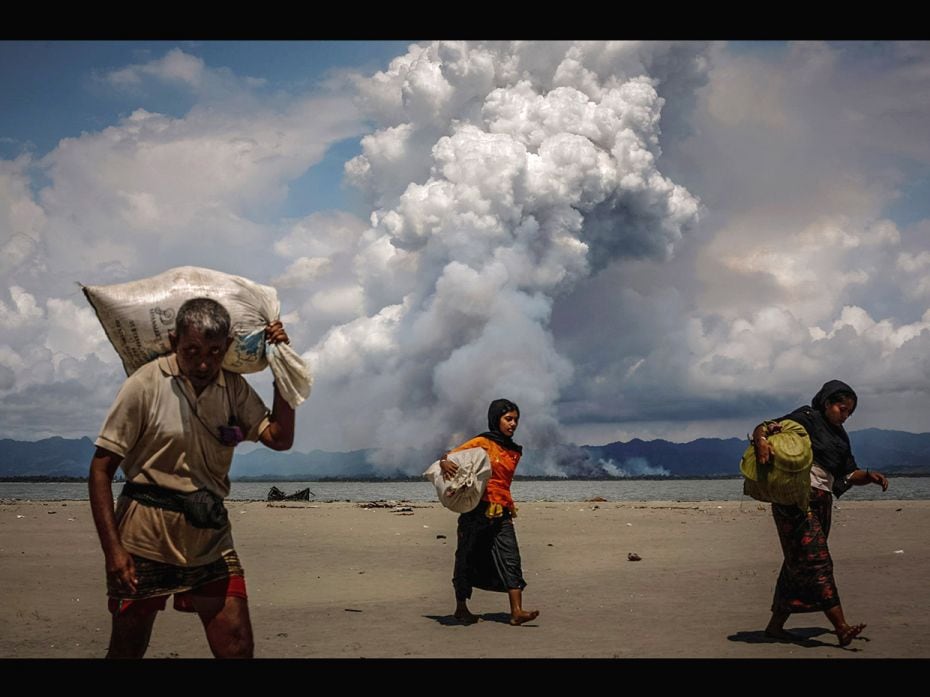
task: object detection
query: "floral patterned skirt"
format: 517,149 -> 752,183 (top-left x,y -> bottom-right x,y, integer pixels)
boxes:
771,487 -> 841,614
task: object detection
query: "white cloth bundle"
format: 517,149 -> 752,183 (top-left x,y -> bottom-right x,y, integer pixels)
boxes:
423,447 -> 492,513
82,266 -> 312,409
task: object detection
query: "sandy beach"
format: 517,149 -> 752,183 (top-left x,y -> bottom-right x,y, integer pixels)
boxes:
1,498 -> 927,659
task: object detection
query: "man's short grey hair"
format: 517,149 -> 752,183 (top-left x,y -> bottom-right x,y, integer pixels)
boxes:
175,298 -> 231,339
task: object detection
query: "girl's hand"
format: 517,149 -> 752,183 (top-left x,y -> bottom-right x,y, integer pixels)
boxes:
439,453 -> 458,481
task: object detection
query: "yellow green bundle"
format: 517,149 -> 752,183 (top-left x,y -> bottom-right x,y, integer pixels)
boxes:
740,419 -> 813,510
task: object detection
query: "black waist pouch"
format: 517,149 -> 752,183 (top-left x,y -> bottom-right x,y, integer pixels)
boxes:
122,482 -> 229,529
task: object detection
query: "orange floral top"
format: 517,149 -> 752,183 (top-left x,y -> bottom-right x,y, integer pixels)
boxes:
450,436 -> 521,515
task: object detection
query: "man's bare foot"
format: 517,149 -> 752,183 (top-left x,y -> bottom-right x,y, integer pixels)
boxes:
837,622 -> 866,647
453,609 -> 480,624
509,609 -> 539,626
764,626 -> 802,642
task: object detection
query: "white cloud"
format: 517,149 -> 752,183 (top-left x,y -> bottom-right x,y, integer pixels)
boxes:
897,250 -> 930,272
302,41 -> 706,467
106,48 -> 206,88
15,87 -> 363,304
0,156 -> 46,279
45,297 -> 114,364
548,41 -> 930,443
3,41 -> 930,465
0,48 -> 365,441
273,257 -> 332,287
0,286 -> 43,328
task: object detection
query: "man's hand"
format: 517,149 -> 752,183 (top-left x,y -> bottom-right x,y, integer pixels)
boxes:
106,545 -> 138,594
266,321 -> 290,345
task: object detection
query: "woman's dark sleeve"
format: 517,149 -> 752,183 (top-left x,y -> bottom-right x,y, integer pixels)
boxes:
832,452 -> 859,498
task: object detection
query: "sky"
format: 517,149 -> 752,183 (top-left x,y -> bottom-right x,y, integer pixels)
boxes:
1,40 -> 929,474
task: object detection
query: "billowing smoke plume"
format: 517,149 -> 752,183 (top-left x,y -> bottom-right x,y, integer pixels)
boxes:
600,457 -> 671,478
303,42 -> 706,473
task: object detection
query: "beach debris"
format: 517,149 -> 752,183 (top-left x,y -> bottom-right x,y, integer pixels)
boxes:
894,550 -> 904,554
277,633 -> 288,638
627,553 -> 642,562
344,608 -> 363,613
267,486 -> 314,502
592,505 -> 600,510
359,500 -> 400,509
436,534 -> 447,539
547,543 -> 554,547
422,524 -> 429,528
896,508 -> 903,512
587,497 -> 608,502
392,506 -> 414,513
47,511 -> 56,514
626,523 -> 632,526
16,515 -> 24,519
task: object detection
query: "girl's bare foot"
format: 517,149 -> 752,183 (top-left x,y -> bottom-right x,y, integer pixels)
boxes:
453,608 -> 480,624
509,609 -> 539,626
837,622 -> 866,647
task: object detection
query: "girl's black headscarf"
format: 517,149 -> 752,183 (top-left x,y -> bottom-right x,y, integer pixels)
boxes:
478,398 -> 523,454
777,379 -> 859,496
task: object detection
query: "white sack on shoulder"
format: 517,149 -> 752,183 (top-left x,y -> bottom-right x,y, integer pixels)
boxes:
423,447 -> 492,513
82,265 -> 312,409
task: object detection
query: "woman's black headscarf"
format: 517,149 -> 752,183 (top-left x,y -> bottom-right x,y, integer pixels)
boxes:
478,398 -> 523,454
810,379 -> 858,415
778,379 -> 858,496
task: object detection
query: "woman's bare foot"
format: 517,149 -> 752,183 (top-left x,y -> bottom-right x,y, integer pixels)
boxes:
509,609 -> 539,626
764,626 -> 802,642
764,610 -> 796,641
837,622 -> 866,647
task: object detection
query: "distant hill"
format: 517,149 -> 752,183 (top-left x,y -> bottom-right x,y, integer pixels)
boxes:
0,437 -> 97,478
2,428 -> 929,479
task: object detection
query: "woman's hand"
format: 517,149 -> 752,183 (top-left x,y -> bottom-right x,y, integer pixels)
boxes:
754,438 -> 773,465
866,470 -> 889,491
751,423 -> 778,465
439,453 -> 458,481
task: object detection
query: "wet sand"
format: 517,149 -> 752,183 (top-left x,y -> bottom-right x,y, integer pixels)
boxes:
1,498 -> 927,658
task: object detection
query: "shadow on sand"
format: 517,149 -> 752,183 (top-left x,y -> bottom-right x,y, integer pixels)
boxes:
424,612 -> 540,627
728,627 -> 868,651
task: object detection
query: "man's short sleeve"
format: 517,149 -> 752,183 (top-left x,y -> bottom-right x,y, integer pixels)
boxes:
95,376 -> 147,458
230,374 -> 271,442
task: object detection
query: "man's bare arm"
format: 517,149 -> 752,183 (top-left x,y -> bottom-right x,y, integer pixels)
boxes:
88,447 -> 137,593
259,320 -> 295,451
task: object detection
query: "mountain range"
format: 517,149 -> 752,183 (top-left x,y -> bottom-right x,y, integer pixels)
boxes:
3,428 -> 929,479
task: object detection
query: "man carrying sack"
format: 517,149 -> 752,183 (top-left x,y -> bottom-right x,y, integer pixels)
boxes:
88,297 -> 295,658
